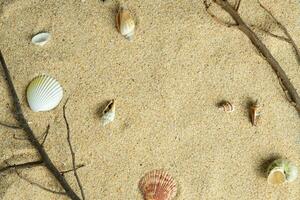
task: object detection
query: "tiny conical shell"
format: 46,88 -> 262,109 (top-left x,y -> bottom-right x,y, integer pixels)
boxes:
26,75 -> 63,112
31,32 -> 51,46
218,101 -> 234,112
100,100 -> 115,126
267,159 -> 298,185
116,6 -> 135,40
139,170 -> 177,200
250,100 -> 260,126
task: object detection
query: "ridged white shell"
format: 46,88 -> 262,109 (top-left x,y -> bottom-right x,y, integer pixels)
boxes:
31,32 -> 51,46
116,6 -> 135,41
100,100 -> 115,126
26,75 -> 63,112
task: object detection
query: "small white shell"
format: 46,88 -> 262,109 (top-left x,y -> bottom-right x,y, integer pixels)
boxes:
116,6 -> 135,40
267,159 -> 298,185
100,100 -> 115,126
26,75 -> 63,112
31,32 -> 51,46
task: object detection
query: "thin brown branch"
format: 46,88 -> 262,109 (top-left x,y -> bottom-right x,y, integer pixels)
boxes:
0,121 -> 20,129
209,0 -> 300,114
250,25 -> 290,43
12,133 -> 28,140
204,0 -> 236,27
234,0 -> 242,11
60,164 -> 85,176
258,1 -> 300,64
0,160 -> 43,174
41,125 -> 50,146
0,50 -> 81,200
12,125 -> 51,142
15,170 -> 66,195
63,100 -> 85,200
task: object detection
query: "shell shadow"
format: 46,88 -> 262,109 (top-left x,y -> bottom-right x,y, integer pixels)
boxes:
256,154 -> 282,178
95,100 -> 112,118
215,100 -> 229,108
245,97 -> 257,124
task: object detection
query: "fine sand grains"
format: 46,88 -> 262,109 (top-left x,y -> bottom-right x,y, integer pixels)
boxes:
0,0 -> 300,199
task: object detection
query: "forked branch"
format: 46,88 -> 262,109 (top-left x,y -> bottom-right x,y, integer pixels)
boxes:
0,160 -> 43,173
63,100 -> 85,200
206,0 -> 300,115
258,1 -> 300,64
0,50 -> 82,200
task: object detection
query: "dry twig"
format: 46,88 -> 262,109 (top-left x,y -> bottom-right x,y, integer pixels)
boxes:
61,164 -> 85,176
15,170 -> 66,195
258,1 -> 300,64
250,25 -> 290,43
205,0 -> 300,114
0,50 -> 82,200
203,0 -> 236,27
41,125 -> 50,146
63,100 -> 85,200
0,121 -> 20,129
0,160 -> 43,174
234,0 -> 242,11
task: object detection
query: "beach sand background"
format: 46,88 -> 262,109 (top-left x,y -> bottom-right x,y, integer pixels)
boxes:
0,0 -> 300,199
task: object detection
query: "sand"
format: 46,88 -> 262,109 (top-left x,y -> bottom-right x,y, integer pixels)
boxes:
0,0 -> 300,199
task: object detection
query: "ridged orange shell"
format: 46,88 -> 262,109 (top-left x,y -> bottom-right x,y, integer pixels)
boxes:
139,170 -> 177,200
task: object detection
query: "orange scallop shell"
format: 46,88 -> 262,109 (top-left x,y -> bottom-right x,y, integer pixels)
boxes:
139,170 -> 177,200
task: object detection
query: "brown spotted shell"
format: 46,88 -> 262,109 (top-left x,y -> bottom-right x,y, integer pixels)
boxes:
139,170 -> 177,200
115,6 -> 135,40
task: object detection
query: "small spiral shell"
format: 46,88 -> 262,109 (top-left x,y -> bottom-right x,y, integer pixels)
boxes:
267,159 -> 298,185
218,101 -> 234,112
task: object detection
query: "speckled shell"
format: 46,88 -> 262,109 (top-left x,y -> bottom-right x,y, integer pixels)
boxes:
218,101 -> 234,112
267,159 -> 298,185
115,6 -> 135,40
139,170 -> 177,200
100,100 -> 115,126
26,75 -> 63,112
31,32 -> 51,46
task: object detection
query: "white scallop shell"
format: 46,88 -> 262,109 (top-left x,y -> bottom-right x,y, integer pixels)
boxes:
31,32 -> 51,46
101,100 -> 115,126
26,75 -> 63,112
